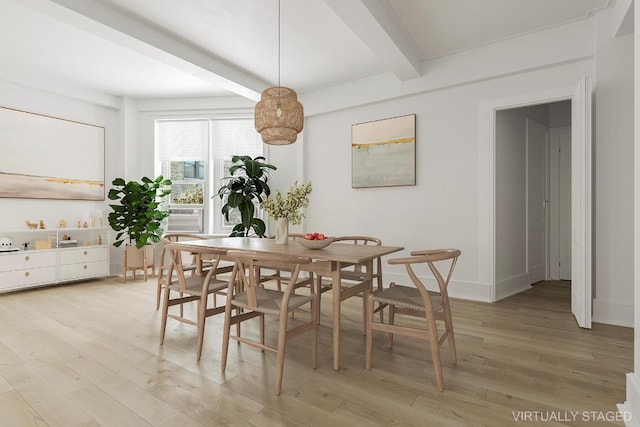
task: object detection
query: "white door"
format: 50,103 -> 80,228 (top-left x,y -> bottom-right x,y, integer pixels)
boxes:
526,119 -> 549,284
559,131 -> 572,280
571,77 -> 593,329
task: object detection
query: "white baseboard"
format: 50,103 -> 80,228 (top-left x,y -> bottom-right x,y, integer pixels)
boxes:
593,298 -> 634,327
383,272 -> 492,302
495,273 -> 532,301
618,373 -> 640,426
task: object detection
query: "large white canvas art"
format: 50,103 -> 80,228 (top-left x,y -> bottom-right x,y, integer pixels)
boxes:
0,107 -> 105,200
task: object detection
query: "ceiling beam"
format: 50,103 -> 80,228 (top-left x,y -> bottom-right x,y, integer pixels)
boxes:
324,0 -> 422,80
17,0 -> 267,101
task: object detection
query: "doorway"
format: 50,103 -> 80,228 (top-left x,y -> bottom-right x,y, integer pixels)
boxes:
483,79 -> 593,328
494,101 -> 572,301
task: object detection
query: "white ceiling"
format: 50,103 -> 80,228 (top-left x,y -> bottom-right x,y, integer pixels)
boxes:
0,0 -> 612,101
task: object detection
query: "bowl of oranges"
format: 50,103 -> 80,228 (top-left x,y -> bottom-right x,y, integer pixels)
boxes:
296,232 -> 334,249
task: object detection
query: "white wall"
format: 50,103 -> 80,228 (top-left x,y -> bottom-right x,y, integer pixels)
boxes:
304,60 -> 594,302
592,9 -> 635,327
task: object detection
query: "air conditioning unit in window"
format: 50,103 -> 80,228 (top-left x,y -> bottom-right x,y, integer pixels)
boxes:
167,208 -> 204,233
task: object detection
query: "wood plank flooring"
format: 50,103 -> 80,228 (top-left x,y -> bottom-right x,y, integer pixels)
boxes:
0,278 -> 632,426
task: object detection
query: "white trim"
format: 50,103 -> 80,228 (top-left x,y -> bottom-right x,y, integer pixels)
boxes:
618,373 -> 640,426
481,85 -> 574,304
593,298 -> 634,328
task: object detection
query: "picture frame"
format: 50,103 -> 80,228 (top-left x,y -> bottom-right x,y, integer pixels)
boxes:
351,113 -> 416,188
0,106 -> 105,200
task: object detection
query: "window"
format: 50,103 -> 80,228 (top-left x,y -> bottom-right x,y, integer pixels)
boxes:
156,117 -> 264,235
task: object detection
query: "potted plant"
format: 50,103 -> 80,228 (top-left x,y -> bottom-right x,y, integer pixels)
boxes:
216,155 -> 276,238
261,181 -> 312,244
108,175 -> 172,280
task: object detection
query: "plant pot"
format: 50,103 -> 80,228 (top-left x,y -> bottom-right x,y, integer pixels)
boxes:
122,244 -> 155,282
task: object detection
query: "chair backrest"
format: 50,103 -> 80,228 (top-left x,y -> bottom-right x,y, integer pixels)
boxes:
388,249 -> 461,311
226,250 -> 312,310
162,238 -> 225,293
335,235 -> 382,274
159,233 -> 209,270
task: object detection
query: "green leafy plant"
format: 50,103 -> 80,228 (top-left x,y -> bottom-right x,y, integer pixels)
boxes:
216,155 -> 276,237
261,181 -> 312,225
107,175 -> 172,248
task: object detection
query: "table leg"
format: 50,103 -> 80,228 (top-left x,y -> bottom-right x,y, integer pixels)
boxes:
332,262 -> 341,370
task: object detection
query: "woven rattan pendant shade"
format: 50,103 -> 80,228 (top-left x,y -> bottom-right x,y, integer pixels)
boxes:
255,86 -> 303,145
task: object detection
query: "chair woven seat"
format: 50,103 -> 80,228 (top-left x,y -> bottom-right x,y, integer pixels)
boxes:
374,285 -> 443,312
233,287 -> 314,315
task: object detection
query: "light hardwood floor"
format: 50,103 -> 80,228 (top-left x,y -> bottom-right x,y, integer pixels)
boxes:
0,278 -> 632,426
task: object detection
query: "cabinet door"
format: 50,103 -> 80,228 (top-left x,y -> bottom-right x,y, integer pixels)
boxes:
0,266 -> 58,291
0,251 -> 56,270
59,261 -> 108,281
59,247 -> 108,265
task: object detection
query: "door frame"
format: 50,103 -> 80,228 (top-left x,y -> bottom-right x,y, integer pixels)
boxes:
480,84 -> 590,308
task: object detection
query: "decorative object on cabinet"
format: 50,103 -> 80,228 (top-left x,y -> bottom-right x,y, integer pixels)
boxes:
58,219 -> 67,229
0,106 -> 105,201
39,220 -> 46,229
351,114 -> 416,188
216,155 -> 276,238
0,226 -> 110,293
25,220 -> 38,229
0,236 -> 17,252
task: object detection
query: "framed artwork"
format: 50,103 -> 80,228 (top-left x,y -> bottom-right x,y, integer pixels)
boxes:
0,106 -> 105,200
351,113 -> 416,188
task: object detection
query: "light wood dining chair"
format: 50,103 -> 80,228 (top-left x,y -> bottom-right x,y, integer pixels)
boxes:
159,239 -> 233,361
221,250 -> 317,396
316,235 -> 384,324
366,248 -> 461,392
156,233 -> 212,310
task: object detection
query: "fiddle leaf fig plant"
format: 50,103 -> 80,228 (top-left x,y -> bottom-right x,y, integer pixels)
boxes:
107,175 -> 172,248
216,155 -> 276,237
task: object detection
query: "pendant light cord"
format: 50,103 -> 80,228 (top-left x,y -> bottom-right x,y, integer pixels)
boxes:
278,0 -> 281,89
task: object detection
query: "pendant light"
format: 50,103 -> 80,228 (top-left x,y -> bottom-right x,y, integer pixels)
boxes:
254,0 -> 303,145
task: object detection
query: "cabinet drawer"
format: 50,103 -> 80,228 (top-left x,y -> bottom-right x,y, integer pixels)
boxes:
59,260 -> 108,281
0,266 -> 57,291
0,251 -> 57,271
59,246 -> 108,265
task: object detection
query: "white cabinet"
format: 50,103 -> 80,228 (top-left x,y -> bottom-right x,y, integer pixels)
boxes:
0,250 -> 57,291
0,227 -> 110,292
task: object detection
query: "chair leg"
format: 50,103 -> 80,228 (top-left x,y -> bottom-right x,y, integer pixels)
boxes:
260,313 -> 265,352
221,305 -> 232,373
275,312 -> 288,396
365,293 -> 374,370
443,305 -> 457,365
156,279 -> 162,310
311,294 -> 317,369
196,293 -> 208,361
377,273 -> 384,323
160,288 -> 171,345
315,276 -> 322,325
428,317 -> 444,392
388,304 -> 395,348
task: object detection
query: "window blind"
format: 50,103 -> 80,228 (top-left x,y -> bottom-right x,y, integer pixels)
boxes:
210,118 -> 263,160
157,119 -> 209,161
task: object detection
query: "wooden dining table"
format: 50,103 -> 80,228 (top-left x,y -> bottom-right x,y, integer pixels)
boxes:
170,236 -> 403,370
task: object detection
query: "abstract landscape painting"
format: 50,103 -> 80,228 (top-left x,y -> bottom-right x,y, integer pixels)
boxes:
351,114 -> 416,188
0,106 -> 104,200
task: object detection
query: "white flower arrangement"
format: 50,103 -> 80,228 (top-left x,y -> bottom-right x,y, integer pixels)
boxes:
261,181 -> 312,225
